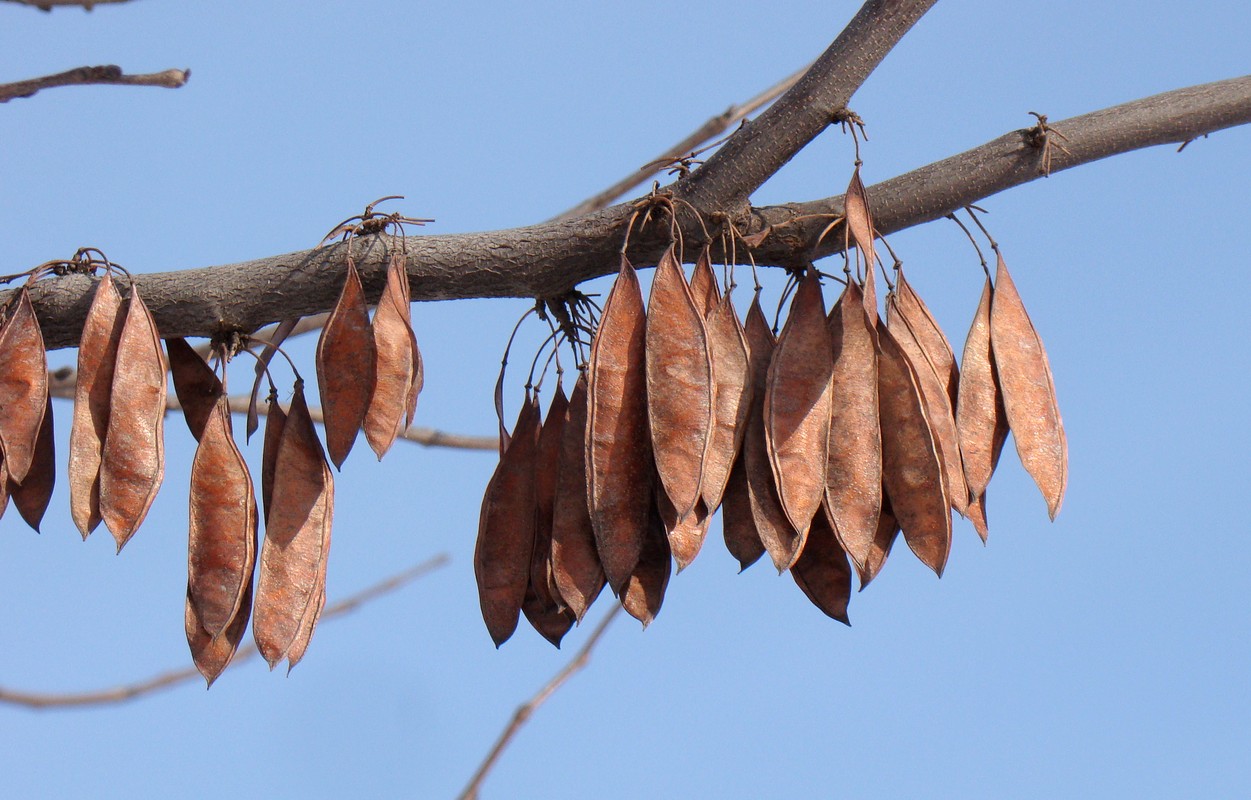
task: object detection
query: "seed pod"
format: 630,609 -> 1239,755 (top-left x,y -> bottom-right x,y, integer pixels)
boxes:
253,381 -> 334,668
167,337 -> 223,442
701,292 -> 753,513
790,506 -> 853,624
966,492 -> 990,543
824,280 -> 882,574
364,253 -> 422,459
0,459 -> 10,520
764,268 -> 834,558
621,496 -> 671,627
10,395 -> 55,532
845,166 -> 879,317
688,247 -> 721,319
474,393 -> 541,647
720,456 -> 765,571
316,257 -> 376,469
858,487 -> 900,589
657,489 -> 711,572
646,244 -> 713,522
99,286 -> 167,552
990,254 -> 1067,519
956,277 -> 1009,502
261,390 -> 287,525
186,577 -> 252,687
188,398 -> 258,639
69,274 -> 125,538
522,385 -> 575,647
0,288 -> 48,485
284,584 -> 326,672
587,255 -> 653,593
550,374 -> 606,622
876,321 -> 950,576
894,271 -> 959,406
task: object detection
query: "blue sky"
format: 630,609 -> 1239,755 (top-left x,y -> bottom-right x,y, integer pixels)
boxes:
1,1 -> 1249,798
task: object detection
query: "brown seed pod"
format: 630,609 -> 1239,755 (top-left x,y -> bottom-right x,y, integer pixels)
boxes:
284,584 -> 326,672
858,487 -> 900,589
68,273 -> 125,538
253,381 -> 335,668
621,496 -> 671,627
845,166 -> 879,318
657,489 -> 711,572
186,577 -> 253,688
167,337 -> 224,442
764,268 -> 834,558
0,288 -> 48,485
688,247 -> 721,319
316,257 -> 376,469
720,456 -> 765,571
990,254 -> 1068,520
790,506 -> 853,624
522,385 -> 575,647
550,374 -> 607,622
0,458 -> 10,521
700,292 -> 753,513
474,393 -> 541,647
260,390 -> 287,526
824,280 -> 882,574
364,253 -> 422,459
99,286 -> 167,552
587,255 -> 654,593
956,277 -> 1009,502
876,321 -> 950,576
645,244 -> 714,522
894,271 -> 960,407
188,398 -> 258,639
10,395 -> 55,532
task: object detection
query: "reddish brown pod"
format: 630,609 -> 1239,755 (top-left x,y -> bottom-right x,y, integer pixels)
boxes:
0,287 -> 49,486
688,247 -> 721,319
316,257 -> 376,469
621,497 -> 672,627
260,390 -> 287,525
186,578 -> 253,687
701,292 -> 753,514
10,395 -> 55,532
720,456 -> 765,572
956,277 -> 1008,541
522,385 -> 576,647
550,374 -> 607,622
859,489 -> 900,589
790,507 -> 853,624
365,253 -> 423,459
167,337 -> 224,441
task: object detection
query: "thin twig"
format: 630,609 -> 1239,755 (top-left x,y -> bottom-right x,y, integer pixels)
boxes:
1,0 -> 136,8
0,65 -> 189,103
457,604 -> 624,800
0,554 -> 450,709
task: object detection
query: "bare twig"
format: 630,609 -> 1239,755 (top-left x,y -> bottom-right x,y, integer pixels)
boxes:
0,65 -> 188,103
0,554 -> 451,709
1,0 -> 136,8
457,604 -> 624,800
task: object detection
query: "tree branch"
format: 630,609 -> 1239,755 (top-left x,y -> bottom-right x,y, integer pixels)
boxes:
0,0 -> 135,8
0,65 -> 189,103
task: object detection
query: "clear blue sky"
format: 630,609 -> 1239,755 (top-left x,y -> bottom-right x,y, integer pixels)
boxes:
1,2 -> 1249,798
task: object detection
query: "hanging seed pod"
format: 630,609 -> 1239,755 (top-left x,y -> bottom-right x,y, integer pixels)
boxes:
621,496 -> 671,627
990,254 -> 1067,519
720,457 -> 765,571
701,293 -> 753,513
99,286 -> 167,552
260,390 -> 287,525
688,247 -> 721,319
10,395 -> 55,532
657,489 -> 711,572
894,271 -> 959,406
845,166 -> 879,317
550,374 -> 607,622
186,577 -> 253,687
364,253 -> 422,459
957,277 -> 1009,502
645,244 -> 713,522
188,398 -> 258,639
253,381 -> 334,668
764,268 -> 834,557
167,337 -> 223,441
858,488 -> 900,589
587,255 -> 653,593
0,287 -> 48,485
316,257 -> 376,469
0,459 -> 10,521
824,280 -> 882,574
522,385 -> 575,647
876,321 -> 950,576
790,506 -> 853,624
284,583 -> 326,672
474,393 -> 541,647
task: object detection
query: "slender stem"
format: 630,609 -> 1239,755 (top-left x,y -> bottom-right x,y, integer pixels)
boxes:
0,65 -> 189,103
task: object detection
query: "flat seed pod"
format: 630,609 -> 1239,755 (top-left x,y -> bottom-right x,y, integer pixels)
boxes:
645,244 -> 713,521
966,492 -> 990,543
186,578 -> 252,688
474,393 -> 541,647
790,506 -> 853,625
0,457 -> 10,520
0,288 -> 48,485
522,386 -> 575,647
11,395 -> 55,532
741,296 -> 801,573
166,337 -> 223,442
720,456 -> 765,571
253,381 -> 335,668
845,166 -> 880,317
956,277 -> 1009,501
587,255 -> 653,593
284,584 -> 326,672
521,583 -> 575,648
895,271 -> 960,407
68,273 -> 125,538
260,390 -> 287,525
316,257 -> 376,469
188,399 -> 258,639
364,254 -> 421,459
621,497 -> 671,627
550,374 -> 607,622
876,321 -> 950,576
688,247 -> 721,318
824,281 -> 882,574
657,489 -> 711,572
701,293 -> 753,513
990,254 -> 1068,519
99,286 -> 167,552
764,268 -> 834,555
858,488 -> 900,589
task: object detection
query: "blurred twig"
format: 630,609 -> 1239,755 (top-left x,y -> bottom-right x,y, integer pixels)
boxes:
0,65 -> 188,103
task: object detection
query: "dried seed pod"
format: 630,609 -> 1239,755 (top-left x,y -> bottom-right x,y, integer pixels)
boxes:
474,393 -> 541,647
167,337 -> 223,442
790,506 -> 853,624
688,247 -> 721,318
587,255 -> 654,593
657,489 -> 711,572
858,488 -> 900,589
10,395 -> 55,532
894,271 -> 959,406
645,244 -> 714,521
845,166 -> 879,317
700,293 -> 753,513
253,381 -> 335,668
186,577 -> 253,687
188,398 -> 258,639
0,288 -> 48,485
284,584 -> 326,672
966,492 -> 990,543
316,257 -> 376,469
764,269 -> 834,558
990,254 -> 1067,519
876,321 -> 950,576
720,456 -> 765,571
550,374 -> 607,622
956,277 -> 1009,502
824,280 -> 882,574
0,459 -> 10,520
260,390 -> 287,526
364,253 -> 422,459
522,385 -> 575,647
99,286 -> 167,552
621,497 -> 671,627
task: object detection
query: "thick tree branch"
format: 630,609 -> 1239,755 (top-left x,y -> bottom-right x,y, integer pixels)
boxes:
0,65 -> 188,103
